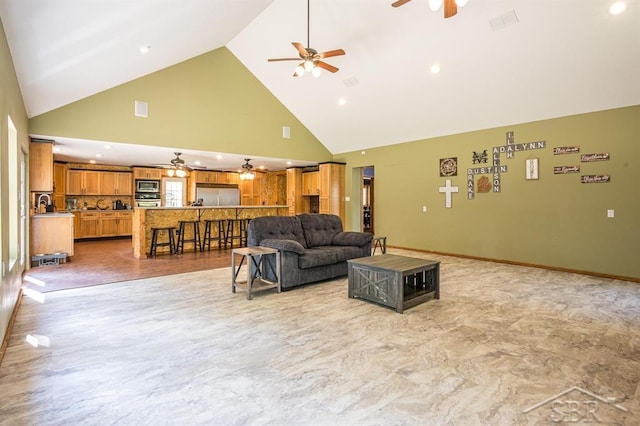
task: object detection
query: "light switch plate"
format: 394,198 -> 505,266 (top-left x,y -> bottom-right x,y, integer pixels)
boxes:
607,209 -> 614,218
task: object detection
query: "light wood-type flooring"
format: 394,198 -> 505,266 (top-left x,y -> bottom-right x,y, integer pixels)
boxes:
24,237 -> 233,293
3,248 -> 639,424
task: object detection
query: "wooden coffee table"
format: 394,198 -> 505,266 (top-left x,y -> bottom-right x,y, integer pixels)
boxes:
348,254 -> 440,313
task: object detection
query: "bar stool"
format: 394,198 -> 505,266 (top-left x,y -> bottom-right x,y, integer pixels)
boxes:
225,218 -> 249,248
149,227 -> 176,257
202,219 -> 226,251
176,220 -> 202,254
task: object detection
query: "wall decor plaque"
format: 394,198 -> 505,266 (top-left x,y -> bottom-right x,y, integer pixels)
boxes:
581,153 -> 610,162
554,166 -> 580,174
525,158 -> 539,180
472,150 -> 488,164
476,176 -> 491,193
581,174 -> 610,183
553,146 -> 580,155
439,157 -> 458,177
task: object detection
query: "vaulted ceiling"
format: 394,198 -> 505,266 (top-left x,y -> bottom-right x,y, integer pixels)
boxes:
1,0 -> 638,169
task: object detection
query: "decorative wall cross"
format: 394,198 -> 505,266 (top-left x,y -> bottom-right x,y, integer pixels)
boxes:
439,179 -> 459,208
466,131 -> 546,199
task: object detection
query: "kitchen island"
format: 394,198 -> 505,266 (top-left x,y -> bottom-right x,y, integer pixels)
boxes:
132,205 -> 289,258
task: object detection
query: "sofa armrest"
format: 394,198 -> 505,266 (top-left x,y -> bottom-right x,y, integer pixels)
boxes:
333,232 -> 373,247
260,239 -> 306,255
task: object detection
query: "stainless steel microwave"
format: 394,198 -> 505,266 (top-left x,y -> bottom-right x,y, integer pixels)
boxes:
136,180 -> 160,192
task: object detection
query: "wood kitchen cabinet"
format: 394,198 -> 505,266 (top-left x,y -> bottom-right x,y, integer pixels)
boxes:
79,211 -> 132,239
29,140 -> 54,192
319,163 -> 345,222
53,162 -> 67,210
218,172 -> 239,185
194,171 -> 218,184
286,168 -> 303,216
67,170 -> 101,195
100,172 -> 133,196
78,211 -> 100,238
30,213 -> 75,256
240,173 -> 264,205
133,167 -> 162,180
302,171 -> 319,195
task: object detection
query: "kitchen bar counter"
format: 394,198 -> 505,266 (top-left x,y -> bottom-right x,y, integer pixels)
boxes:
132,205 -> 289,259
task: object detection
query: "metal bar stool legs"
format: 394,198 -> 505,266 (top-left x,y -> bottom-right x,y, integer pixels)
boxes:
225,218 -> 248,248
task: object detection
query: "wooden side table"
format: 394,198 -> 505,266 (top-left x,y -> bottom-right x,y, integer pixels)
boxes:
231,246 -> 281,300
371,236 -> 387,255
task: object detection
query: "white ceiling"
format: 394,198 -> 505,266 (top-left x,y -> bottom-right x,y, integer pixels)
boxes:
2,0 -> 639,170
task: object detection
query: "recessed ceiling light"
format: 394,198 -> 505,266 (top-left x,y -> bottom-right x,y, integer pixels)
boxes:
609,1 -> 627,14
89,159 -> 96,164
139,45 -> 151,54
216,155 -> 223,160
53,147 -> 62,152
431,64 -> 441,74
338,97 -> 347,106
286,161 -> 292,166
104,145 -> 111,149
194,161 -> 201,165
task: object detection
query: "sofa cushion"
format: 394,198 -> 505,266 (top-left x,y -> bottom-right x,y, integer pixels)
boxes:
260,239 -> 305,255
247,216 -> 308,248
333,231 -> 373,247
297,213 -> 343,248
315,245 -> 367,263
298,248 -> 339,269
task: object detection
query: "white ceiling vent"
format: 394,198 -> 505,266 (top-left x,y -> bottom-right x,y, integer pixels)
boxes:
343,76 -> 359,88
489,10 -> 519,31
134,100 -> 148,118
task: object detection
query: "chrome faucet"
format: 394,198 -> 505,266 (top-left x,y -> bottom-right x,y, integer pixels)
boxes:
37,194 -> 51,213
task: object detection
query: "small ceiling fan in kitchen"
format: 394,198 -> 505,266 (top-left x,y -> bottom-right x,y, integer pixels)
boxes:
163,152 -> 204,177
267,0 -> 345,77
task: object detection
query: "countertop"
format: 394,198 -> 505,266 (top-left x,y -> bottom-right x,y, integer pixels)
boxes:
32,212 -> 75,218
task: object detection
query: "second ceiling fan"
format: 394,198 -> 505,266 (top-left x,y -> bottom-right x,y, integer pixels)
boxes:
268,0 -> 345,77
392,0 -> 469,19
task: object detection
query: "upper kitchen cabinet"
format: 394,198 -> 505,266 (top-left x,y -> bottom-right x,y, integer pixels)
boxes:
66,170 -> 101,195
219,172 -> 239,185
53,162 -> 67,210
29,140 -> 54,192
193,171 -> 218,184
132,167 -> 162,180
100,172 -> 133,196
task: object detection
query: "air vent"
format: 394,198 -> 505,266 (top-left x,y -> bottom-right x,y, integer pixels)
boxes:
489,10 -> 519,31
343,76 -> 359,88
134,100 -> 148,117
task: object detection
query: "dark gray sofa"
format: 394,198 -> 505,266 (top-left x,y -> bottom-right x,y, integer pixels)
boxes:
247,213 -> 373,289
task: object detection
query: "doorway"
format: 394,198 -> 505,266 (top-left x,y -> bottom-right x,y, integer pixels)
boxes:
363,167 -> 374,234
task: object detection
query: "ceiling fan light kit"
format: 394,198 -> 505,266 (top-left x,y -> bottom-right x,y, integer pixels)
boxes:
239,159 -> 256,181
167,152 -> 188,177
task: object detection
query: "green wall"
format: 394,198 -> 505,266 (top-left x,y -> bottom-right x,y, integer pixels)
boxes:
0,18 -> 30,345
29,47 -> 332,163
336,106 -> 640,281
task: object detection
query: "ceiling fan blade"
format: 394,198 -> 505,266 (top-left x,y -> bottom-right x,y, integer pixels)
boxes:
391,0 -> 412,7
444,0 -> 457,18
317,49 -> 345,59
292,42 -> 309,57
268,58 -> 303,62
316,61 -> 339,73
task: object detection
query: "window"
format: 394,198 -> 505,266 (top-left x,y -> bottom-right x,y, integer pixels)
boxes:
162,178 -> 185,207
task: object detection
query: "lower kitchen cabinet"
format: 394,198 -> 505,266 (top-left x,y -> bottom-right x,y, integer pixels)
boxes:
31,213 -> 75,256
77,211 -> 132,239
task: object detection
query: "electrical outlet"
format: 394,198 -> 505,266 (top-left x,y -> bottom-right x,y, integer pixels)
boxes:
422,206 -> 427,212
607,209 -> 614,218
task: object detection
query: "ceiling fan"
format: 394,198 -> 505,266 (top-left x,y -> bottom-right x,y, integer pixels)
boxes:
392,0 -> 469,19
162,152 -> 204,177
267,0 -> 345,77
